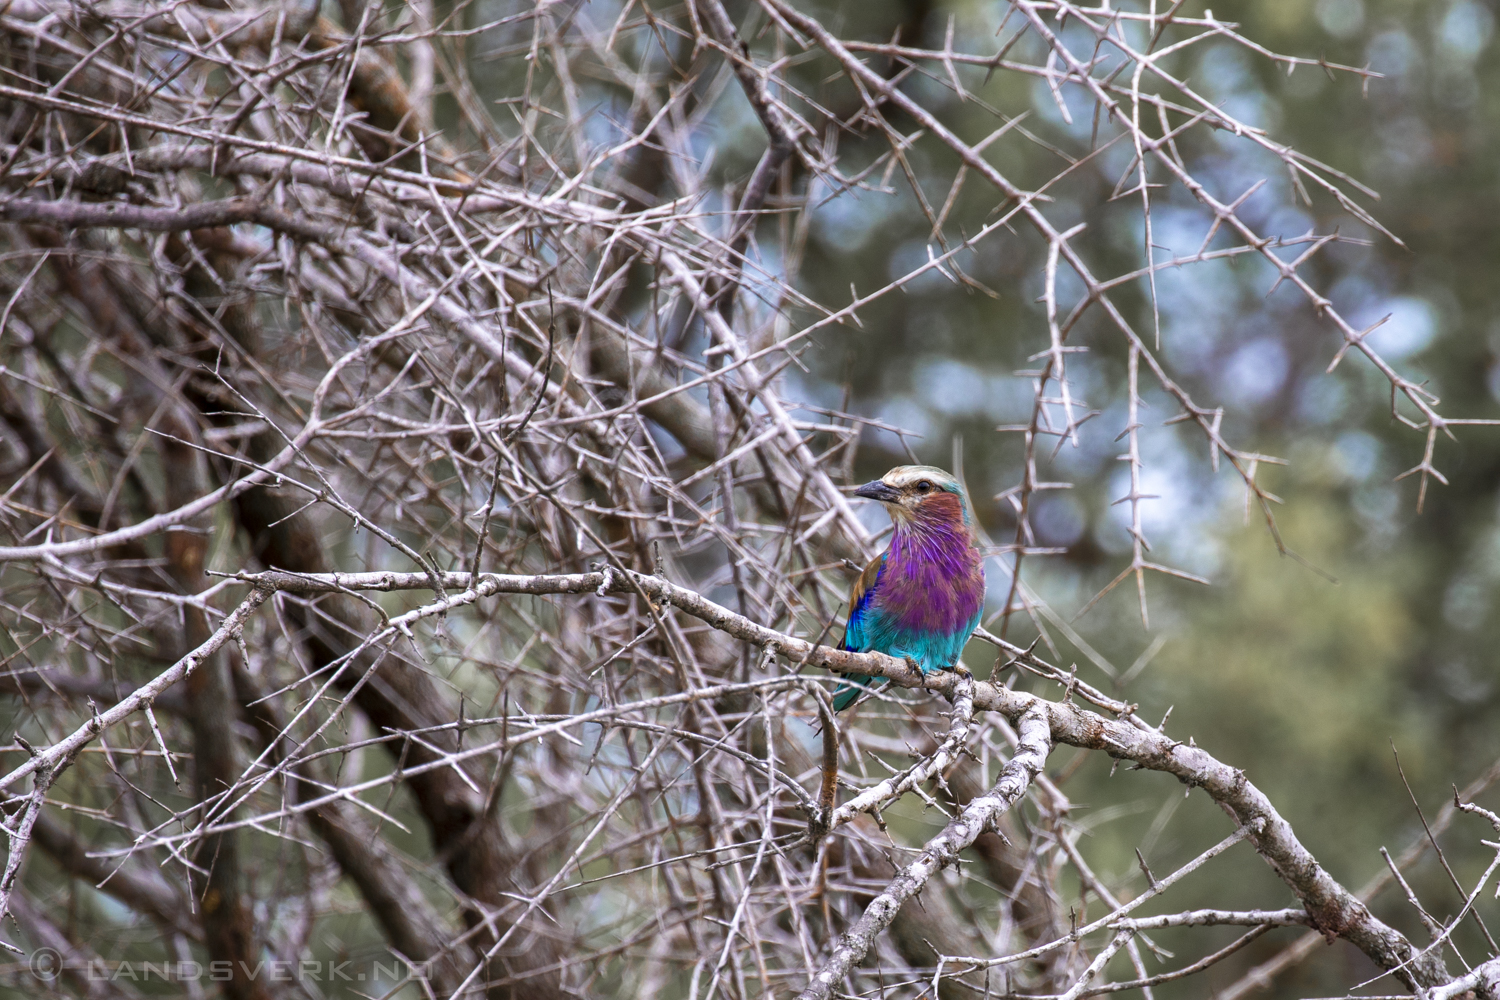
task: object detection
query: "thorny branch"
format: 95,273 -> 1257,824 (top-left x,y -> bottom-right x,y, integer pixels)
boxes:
0,2 -> 1492,999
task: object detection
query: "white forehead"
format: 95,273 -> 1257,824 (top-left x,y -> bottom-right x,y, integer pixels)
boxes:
882,465 -> 955,489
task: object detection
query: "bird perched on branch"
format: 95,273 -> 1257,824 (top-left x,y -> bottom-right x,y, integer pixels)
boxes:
833,465 -> 986,712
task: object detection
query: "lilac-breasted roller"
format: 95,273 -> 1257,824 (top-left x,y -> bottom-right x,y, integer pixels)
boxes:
833,465 -> 986,712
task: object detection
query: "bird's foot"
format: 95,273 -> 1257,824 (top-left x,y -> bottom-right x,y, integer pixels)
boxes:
903,656 -> 922,676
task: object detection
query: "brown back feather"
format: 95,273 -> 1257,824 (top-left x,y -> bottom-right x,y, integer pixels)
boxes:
846,552 -> 885,617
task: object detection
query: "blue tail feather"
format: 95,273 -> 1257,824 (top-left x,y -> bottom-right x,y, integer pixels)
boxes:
832,674 -> 880,712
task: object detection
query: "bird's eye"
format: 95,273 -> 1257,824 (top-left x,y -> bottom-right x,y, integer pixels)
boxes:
916,481 -> 932,493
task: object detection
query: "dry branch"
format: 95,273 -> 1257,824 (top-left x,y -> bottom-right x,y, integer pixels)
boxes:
0,2 -> 1492,998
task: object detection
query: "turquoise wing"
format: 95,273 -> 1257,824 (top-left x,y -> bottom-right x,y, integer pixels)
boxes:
833,554 -> 886,711
840,553 -> 885,652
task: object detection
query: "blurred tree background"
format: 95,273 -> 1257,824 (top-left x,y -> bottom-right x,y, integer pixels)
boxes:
2,0 -> 1498,996
783,0 -> 1500,993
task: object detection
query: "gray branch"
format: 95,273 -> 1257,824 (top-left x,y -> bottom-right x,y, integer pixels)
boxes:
795,702 -> 1053,1000
230,565 -> 1455,993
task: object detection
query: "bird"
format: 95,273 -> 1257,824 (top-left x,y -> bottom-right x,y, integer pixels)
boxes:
833,465 -> 986,712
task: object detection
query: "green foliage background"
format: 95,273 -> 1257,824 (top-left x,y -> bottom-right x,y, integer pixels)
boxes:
774,0 -> 1500,991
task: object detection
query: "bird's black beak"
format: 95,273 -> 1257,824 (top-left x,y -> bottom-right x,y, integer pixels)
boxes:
853,480 -> 901,503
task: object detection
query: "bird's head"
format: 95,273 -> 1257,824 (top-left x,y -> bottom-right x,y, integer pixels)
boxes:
852,465 -> 973,529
